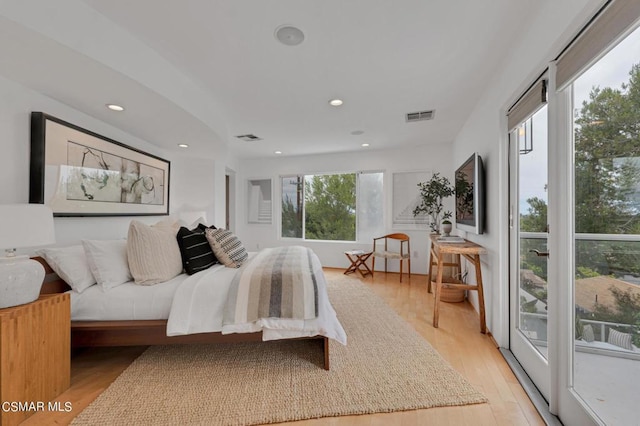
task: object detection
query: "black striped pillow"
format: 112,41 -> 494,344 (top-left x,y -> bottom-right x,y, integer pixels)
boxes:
205,228 -> 248,268
176,226 -> 218,275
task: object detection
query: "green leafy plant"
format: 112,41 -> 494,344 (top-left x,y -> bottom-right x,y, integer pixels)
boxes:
413,173 -> 454,233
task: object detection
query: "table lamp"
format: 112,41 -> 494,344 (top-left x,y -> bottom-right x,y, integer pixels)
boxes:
0,204 -> 55,309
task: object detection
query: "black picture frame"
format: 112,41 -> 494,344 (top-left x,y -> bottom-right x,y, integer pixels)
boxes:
29,112 -> 170,217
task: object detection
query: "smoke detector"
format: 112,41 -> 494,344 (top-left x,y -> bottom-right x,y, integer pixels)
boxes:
275,25 -> 304,46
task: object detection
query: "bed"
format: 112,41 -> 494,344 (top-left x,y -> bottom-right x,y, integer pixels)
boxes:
35,247 -> 346,370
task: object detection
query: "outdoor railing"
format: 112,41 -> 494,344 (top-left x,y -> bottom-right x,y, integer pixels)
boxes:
519,232 -> 640,361
520,312 -> 640,360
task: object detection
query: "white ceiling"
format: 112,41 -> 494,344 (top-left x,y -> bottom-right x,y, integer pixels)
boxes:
1,1 -> 537,159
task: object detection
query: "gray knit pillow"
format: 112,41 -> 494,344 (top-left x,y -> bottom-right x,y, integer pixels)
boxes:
205,228 -> 248,268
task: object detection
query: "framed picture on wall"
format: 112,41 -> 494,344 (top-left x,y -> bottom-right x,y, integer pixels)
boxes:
29,112 -> 170,216
392,170 -> 431,228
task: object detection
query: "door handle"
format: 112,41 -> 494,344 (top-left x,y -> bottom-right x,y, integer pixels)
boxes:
529,249 -> 550,257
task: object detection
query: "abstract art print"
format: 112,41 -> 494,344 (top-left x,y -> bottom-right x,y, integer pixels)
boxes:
30,112 -> 170,216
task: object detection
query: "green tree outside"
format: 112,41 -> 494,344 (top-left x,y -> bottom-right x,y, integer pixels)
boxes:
304,174 -> 356,241
574,63 -> 640,236
518,63 -> 640,342
520,63 -> 640,277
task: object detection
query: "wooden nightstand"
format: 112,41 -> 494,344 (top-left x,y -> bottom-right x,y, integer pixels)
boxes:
0,293 -> 70,426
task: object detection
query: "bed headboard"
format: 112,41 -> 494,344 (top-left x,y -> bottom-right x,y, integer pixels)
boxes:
33,256 -> 72,294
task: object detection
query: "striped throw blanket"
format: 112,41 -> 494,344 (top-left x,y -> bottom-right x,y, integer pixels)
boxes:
224,246 -> 318,324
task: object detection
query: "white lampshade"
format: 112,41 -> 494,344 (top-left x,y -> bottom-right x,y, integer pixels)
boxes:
0,204 -> 55,252
0,204 -> 55,309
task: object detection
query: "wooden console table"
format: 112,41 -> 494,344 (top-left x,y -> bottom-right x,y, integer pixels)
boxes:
428,235 -> 487,333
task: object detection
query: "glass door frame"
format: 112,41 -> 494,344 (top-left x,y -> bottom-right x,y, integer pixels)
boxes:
507,64 -> 601,425
508,112 -> 551,403
547,62 -> 599,425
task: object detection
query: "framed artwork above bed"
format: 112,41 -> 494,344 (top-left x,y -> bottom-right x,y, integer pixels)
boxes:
29,112 -> 170,217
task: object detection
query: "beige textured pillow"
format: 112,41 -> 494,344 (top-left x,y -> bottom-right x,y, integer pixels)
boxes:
153,217 -> 180,234
127,220 -> 183,285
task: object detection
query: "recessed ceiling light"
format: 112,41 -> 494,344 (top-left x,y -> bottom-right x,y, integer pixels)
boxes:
274,150 -> 282,155
351,130 -> 364,135
106,104 -> 124,111
329,99 -> 343,107
275,25 -> 304,46
361,143 -> 370,147
178,144 -> 189,148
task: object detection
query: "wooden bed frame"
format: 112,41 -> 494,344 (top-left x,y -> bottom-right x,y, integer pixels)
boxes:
34,257 -> 330,370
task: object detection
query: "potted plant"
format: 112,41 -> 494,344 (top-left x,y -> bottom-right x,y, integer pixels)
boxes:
441,217 -> 453,236
412,173 -> 455,234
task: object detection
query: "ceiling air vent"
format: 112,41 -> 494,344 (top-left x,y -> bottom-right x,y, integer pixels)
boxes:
406,110 -> 435,122
235,134 -> 262,142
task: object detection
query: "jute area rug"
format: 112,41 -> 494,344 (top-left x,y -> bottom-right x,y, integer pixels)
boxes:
72,275 -> 486,425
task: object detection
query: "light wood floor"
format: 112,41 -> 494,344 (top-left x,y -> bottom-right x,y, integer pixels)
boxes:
23,269 -> 543,425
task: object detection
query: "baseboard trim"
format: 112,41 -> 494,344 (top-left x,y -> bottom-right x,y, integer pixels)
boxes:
499,348 -> 563,426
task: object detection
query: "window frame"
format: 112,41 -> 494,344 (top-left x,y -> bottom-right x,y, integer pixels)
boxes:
279,170 -> 384,243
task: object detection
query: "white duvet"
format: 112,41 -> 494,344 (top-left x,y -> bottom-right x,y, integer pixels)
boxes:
70,251 -> 347,345
167,252 -> 347,345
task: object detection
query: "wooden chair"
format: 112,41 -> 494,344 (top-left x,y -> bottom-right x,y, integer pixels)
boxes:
372,233 -> 411,282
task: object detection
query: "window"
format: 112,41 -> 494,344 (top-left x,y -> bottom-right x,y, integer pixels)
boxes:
281,176 -> 303,238
304,173 -> 356,241
281,171 -> 383,241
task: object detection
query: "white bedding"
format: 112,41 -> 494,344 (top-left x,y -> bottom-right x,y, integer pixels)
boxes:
69,250 -> 347,345
167,251 -> 347,345
69,273 -> 188,320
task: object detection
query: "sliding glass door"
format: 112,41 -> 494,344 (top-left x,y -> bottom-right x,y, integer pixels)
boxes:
509,104 -> 551,400
555,22 -> 640,426
508,3 -> 640,422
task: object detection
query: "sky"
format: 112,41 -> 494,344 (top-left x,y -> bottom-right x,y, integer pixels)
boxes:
518,106 -> 548,213
518,25 -> 640,214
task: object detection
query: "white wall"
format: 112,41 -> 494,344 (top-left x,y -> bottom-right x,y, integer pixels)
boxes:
451,0 -> 604,344
236,143 -> 453,274
0,74 -> 227,250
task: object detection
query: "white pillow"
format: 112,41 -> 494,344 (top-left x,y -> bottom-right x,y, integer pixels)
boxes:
188,216 -> 208,229
177,211 -> 207,225
82,239 -> 132,291
36,245 -> 96,293
127,220 -> 183,285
